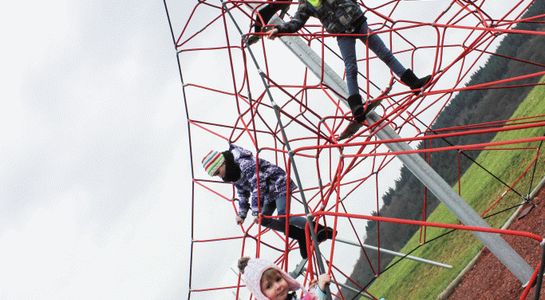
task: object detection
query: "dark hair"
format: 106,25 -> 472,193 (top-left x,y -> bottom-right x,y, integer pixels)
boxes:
238,257 -> 251,274
222,150 -> 241,182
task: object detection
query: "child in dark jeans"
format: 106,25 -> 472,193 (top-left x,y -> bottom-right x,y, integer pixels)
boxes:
265,0 -> 431,139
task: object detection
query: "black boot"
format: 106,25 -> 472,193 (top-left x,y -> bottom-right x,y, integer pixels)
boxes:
287,225 -> 308,259
339,94 -> 380,140
316,224 -> 336,243
254,2 -> 290,32
400,69 -> 431,92
347,94 -> 365,122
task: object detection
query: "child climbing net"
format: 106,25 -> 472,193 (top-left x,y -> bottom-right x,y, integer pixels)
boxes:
164,0 -> 545,298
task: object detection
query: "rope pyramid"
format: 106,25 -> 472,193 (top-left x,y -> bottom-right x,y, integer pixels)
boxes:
163,0 -> 545,298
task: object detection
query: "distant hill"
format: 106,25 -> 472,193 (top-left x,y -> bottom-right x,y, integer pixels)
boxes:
342,2 -> 545,298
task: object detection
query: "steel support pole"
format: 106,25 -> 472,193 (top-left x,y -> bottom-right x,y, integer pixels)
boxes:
367,113 -> 532,284
268,15 -> 533,284
335,237 -> 452,269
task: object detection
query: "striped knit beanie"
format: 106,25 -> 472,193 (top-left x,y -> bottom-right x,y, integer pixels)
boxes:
202,150 -> 225,176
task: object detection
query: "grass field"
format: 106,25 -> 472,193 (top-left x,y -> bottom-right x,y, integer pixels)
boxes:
366,77 -> 545,300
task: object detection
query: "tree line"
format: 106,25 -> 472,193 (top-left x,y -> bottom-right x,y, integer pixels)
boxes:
342,1 -> 545,297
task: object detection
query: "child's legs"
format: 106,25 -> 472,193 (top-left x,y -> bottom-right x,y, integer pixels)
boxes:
275,194 -> 307,229
256,1 -> 290,30
359,21 -> 406,78
269,0 -> 290,12
260,201 -> 284,232
336,36 -> 360,97
260,194 -> 307,233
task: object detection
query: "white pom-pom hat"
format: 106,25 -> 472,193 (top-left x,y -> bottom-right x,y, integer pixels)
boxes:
241,258 -> 301,300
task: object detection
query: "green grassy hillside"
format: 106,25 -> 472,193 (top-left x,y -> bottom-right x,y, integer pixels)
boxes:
367,77 -> 545,299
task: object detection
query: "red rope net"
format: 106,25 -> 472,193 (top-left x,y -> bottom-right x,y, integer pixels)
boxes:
164,0 -> 545,298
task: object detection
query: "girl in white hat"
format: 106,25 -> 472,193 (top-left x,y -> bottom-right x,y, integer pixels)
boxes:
238,257 -> 331,300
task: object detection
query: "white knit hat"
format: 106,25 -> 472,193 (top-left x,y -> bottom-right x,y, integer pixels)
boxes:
241,258 -> 301,300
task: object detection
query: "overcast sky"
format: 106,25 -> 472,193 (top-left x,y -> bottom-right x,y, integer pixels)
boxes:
0,0 -> 532,299
0,0 -> 190,299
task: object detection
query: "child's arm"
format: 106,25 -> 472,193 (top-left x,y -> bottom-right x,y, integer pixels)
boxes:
310,274 -> 331,300
249,171 -> 266,217
317,273 -> 331,292
230,145 -> 267,219
236,187 -> 251,223
242,157 -> 266,218
267,3 -> 311,39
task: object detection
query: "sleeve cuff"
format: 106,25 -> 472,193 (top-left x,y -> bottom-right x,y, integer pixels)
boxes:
314,286 -> 327,299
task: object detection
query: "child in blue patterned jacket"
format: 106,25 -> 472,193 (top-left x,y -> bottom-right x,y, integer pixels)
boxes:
202,144 -> 335,259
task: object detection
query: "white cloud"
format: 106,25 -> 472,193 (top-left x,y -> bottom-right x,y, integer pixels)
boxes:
0,0 -> 190,299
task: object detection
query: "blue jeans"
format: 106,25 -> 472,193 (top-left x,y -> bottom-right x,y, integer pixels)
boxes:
261,193 -> 307,232
337,21 -> 407,96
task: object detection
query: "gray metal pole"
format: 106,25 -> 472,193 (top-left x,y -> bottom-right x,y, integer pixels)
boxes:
268,15 -> 533,284
228,6 -> 332,299
530,174 -> 545,199
335,237 -> 452,269
368,112 -> 532,284
336,281 -> 375,300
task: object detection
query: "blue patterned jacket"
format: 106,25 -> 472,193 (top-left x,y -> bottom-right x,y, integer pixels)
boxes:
230,144 -> 297,218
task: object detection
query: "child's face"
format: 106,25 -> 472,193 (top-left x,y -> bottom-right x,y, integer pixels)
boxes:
214,163 -> 226,178
260,268 -> 289,300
